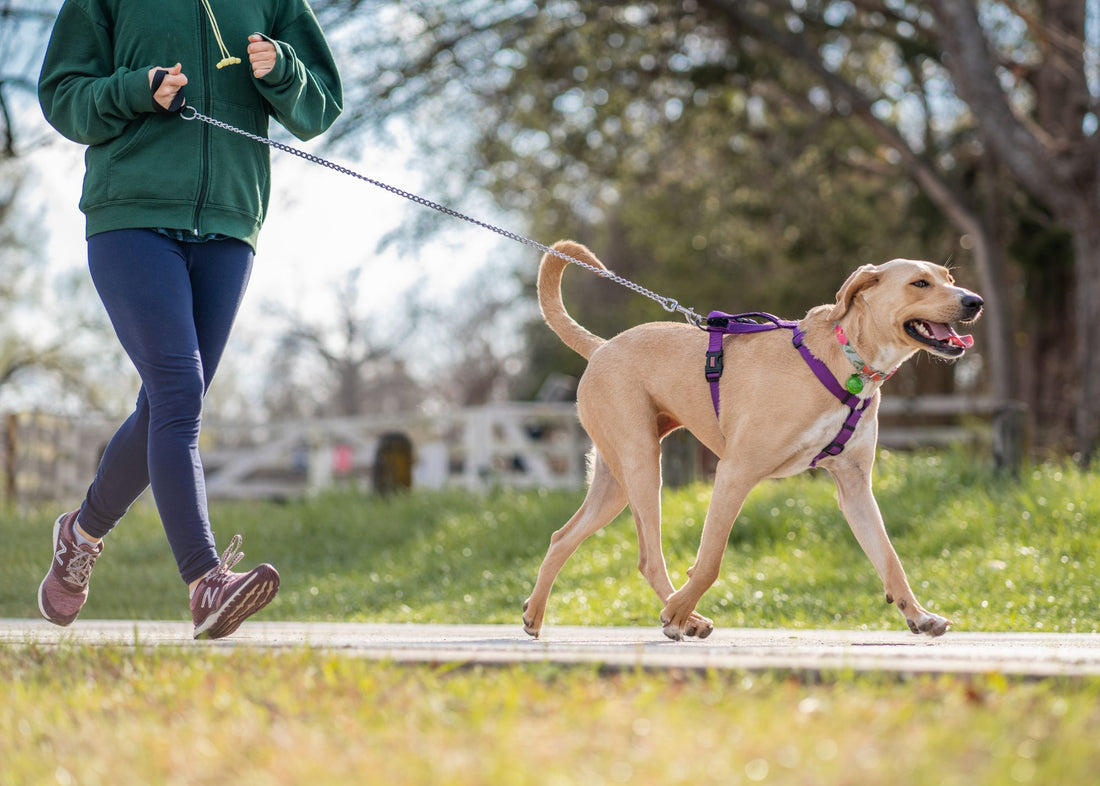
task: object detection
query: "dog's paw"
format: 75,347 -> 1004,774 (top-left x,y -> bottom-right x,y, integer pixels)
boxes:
906,611 -> 952,637
684,612 -> 715,640
660,606 -> 712,641
522,599 -> 541,639
660,589 -> 708,641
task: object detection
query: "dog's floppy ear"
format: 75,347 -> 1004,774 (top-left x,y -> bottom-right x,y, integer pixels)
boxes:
826,264 -> 880,321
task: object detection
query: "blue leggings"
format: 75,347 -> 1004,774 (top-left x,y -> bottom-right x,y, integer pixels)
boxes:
79,229 -> 253,585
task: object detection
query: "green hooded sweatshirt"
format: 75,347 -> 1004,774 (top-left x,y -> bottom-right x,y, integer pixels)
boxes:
38,0 -> 342,250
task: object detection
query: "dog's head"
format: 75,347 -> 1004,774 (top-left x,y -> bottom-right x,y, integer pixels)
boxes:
827,259 -> 983,359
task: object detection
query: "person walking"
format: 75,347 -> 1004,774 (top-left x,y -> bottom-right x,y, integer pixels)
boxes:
36,0 -> 342,638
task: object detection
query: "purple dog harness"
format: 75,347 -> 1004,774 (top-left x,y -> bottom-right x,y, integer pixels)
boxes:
704,311 -> 872,468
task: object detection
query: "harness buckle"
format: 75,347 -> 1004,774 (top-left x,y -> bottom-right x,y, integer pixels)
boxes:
704,350 -> 724,382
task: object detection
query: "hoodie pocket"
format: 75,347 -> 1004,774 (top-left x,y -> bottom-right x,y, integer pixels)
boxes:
102,116 -> 200,206
204,101 -> 270,221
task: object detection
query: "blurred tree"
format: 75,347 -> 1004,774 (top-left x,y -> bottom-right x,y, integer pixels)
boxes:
428,262 -> 533,408
0,0 -> 133,416
314,1 -> 1004,405
13,1 -> 1097,456
922,0 -> 1100,460
260,268 -> 427,418
715,0 -> 1098,455
0,167 -> 59,389
315,0 -> 1100,456
0,161 -> 124,412
262,256 -> 533,417
0,0 -> 58,158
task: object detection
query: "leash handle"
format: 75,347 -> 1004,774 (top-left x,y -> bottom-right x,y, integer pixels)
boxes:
151,69 -> 186,114
177,107 -> 707,328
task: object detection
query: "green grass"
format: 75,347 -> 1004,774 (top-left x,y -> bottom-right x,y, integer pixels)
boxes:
2,448 -> 1096,633
4,449 -> 1100,785
3,646 -> 1100,785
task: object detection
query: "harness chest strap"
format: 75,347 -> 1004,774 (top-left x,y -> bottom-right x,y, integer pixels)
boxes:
790,326 -> 872,466
705,312 -> 872,468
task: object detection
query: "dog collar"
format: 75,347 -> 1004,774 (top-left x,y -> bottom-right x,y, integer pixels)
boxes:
834,324 -> 898,394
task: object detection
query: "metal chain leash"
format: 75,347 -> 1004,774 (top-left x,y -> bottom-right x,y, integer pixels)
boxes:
179,106 -> 706,328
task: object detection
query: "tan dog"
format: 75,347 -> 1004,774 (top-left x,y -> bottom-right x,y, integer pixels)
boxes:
523,241 -> 983,640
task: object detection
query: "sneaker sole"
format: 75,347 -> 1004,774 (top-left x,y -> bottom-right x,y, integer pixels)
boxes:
38,513 -> 75,626
193,567 -> 280,640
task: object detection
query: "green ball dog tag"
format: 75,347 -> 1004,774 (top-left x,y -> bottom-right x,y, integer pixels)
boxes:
846,374 -> 865,394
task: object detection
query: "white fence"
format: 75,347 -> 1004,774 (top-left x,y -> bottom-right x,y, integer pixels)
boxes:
877,396 -> 1026,471
1,412 -> 115,508
200,403 -> 589,499
2,396 -> 1025,506
1,404 -> 589,505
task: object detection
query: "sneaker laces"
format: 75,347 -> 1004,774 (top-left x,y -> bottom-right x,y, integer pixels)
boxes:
207,534 -> 246,583
64,549 -> 98,588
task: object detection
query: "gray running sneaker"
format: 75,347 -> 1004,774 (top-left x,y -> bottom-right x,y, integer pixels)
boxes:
191,535 -> 279,640
38,510 -> 103,626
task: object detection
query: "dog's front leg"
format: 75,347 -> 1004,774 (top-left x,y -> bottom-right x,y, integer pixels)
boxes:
659,463 -> 754,641
830,461 -> 951,637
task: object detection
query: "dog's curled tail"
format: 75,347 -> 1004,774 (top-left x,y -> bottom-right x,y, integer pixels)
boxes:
538,241 -> 608,360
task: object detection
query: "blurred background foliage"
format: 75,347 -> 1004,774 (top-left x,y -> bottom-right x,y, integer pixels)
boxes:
2,0 -> 1099,457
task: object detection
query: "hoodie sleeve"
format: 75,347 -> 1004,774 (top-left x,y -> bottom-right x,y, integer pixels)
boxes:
37,2 -> 154,146
253,3 -> 343,141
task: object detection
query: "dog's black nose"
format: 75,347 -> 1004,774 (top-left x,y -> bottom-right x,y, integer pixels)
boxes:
961,294 -> 983,320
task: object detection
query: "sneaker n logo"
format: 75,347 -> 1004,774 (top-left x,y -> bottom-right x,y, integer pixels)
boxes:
54,541 -> 67,567
201,586 -> 219,609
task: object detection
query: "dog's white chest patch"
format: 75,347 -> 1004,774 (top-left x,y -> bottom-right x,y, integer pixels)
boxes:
773,405 -> 872,477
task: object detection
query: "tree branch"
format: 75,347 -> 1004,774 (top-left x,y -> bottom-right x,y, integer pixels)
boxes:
696,0 -> 984,237
924,0 -> 1071,213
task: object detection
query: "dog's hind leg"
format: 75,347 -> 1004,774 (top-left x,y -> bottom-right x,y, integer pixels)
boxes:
522,450 -> 628,638
620,445 -> 715,640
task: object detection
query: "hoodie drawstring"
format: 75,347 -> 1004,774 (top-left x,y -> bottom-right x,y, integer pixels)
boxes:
198,0 -> 241,69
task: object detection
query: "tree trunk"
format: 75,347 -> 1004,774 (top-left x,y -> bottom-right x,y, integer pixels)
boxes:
967,220 -> 1015,405
1071,215 -> 1100,462
1013,209 -> 1076,449
927,0 -> 1099,461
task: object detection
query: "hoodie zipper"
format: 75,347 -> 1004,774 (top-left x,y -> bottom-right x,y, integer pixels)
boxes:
192,2 -> 211,236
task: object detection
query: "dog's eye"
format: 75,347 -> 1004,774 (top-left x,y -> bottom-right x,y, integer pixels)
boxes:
911,280 -> 930,288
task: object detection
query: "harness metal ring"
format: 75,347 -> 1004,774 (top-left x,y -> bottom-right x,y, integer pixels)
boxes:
179,105 -> 197,120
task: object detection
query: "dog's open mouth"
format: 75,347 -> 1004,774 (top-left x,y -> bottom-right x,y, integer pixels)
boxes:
905,320 -> 974,356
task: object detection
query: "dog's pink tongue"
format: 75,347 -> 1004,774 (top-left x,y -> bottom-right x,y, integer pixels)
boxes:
929,321 -> 974,348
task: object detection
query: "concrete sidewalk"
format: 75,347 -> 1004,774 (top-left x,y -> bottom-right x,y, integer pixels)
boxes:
3,619 -> 1099,677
